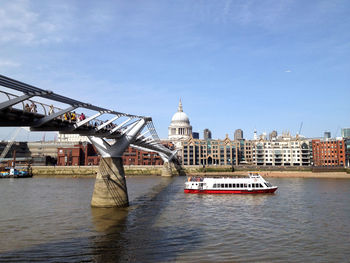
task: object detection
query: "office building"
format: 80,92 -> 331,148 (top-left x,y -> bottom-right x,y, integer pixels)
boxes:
251,133 -> 310,166
312,139 -> 346,167
324,131 -> 331,140
192,132 -> 199,139
182,135 -> 241,165
234,129 -> 243,140
341,128 -> 350,138
203,129 -> 212,140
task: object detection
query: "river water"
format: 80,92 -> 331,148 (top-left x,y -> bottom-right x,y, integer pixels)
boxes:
0,176 -> 350,262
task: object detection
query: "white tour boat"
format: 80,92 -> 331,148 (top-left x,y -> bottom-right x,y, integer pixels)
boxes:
184,172 -> 278,194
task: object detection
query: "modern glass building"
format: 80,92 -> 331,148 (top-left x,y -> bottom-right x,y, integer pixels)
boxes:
341,128 -> 350,138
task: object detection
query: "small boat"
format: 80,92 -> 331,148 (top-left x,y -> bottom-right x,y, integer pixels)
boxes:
0,168 -> 33,178
184,172 -> 277,194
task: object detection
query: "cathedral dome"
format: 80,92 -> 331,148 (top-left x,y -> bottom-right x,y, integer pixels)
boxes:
171,111 -> 190,124
170,99 -> 190,125
168,99 -> 192,143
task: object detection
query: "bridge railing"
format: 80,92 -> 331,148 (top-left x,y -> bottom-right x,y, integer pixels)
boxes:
0,90 -> 62,116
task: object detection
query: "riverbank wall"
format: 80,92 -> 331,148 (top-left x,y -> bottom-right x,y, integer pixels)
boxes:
31,165 -> 350,178
32,165 -> 170,177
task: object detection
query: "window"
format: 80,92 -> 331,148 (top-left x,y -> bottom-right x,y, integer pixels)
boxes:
229,184 -> 232,188
244,184 -> 247,188
225,184 -> 228,188
213,184 -> 217,188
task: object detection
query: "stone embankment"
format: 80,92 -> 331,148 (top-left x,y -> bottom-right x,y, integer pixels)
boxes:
32,165 -> 350,178
32,165 -> 173,177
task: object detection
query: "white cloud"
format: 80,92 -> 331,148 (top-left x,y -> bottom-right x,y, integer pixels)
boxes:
285,69 -> 292,73
0,0 -> 72,45
0,59 -> 21,68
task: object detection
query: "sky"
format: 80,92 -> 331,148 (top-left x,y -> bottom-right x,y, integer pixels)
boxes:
0,0 -> 349,141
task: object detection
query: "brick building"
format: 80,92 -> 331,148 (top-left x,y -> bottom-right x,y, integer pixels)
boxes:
122,147 -> 163,165
57,142 -> 168,166
312,139 -> 346,167
57,143 -> 100,166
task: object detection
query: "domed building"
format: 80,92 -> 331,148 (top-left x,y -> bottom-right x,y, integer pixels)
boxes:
168,99 -> 192,148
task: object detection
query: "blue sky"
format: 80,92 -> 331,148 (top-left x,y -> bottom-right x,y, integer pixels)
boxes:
0,0 -> 349,141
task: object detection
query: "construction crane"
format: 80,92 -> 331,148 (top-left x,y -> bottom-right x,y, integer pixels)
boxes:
298,122 -> 303,136
0,127 -> 21,163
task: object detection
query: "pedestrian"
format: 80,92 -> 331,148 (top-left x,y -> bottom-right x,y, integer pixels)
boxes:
79,113 -> 86,121
71,111 -> 76,122
48,105 -> 54,115
24,103 -> 30,112
30,102 -> 37,113
64,112 -> 71,121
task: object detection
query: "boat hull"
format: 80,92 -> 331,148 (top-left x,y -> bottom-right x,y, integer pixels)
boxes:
184,187 -> 277,194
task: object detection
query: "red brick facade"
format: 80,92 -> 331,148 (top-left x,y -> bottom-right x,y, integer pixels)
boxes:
312,139 -> 346,167
122,147 -> 163,165
57,143 -> 169,166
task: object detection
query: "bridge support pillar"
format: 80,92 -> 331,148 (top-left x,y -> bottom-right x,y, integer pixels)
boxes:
161,161 -> 186,176
91,157 -> 128,207
89,118 -> 148,208
161,161 -> 173,177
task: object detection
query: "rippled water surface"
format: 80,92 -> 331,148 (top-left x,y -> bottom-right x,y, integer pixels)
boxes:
1,176 -> 350,262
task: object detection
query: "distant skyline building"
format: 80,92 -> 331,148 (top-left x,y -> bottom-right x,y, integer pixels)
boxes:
192,132 -> 199,139
323,132 -> 332,140
341,128 -> 350,138
253,130 -> 258,140
269,130 -> 278,140
234,129 -> 243,141
203,129 -> 212,140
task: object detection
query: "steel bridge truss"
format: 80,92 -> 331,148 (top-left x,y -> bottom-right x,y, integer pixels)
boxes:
0,74 -> 175,160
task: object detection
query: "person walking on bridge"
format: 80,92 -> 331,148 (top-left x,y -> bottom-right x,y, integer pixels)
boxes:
71,111 -> 76,122
48,105 -> 54,115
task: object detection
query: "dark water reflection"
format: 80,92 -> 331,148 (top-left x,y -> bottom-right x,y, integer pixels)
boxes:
1,176 -> 350,262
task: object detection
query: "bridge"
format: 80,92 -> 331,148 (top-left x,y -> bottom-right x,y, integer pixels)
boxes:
0,74 -> 179,207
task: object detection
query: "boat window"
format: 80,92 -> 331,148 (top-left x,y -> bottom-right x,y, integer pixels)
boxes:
259,184 -> 263,188
213,184 -> 216,188
264,183 -> 269,187
248,184 -> 251,188
252,184 -> 255,188
225,184 -> 228,188
221,184 -> 225,188
229,184 -> 232,188
233,183 -> 236,188
240,184 -> 243,188
244,184 -> 247,188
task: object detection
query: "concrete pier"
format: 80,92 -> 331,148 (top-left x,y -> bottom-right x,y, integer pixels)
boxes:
91,157 -> 129,208
161,162 -> 173,177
